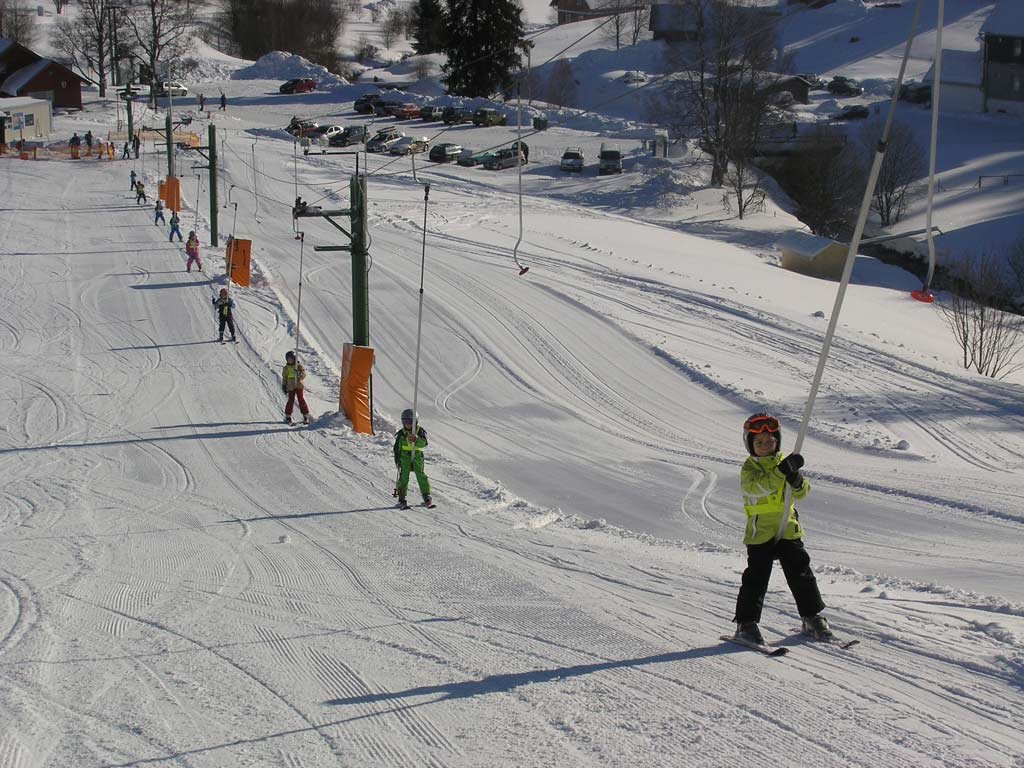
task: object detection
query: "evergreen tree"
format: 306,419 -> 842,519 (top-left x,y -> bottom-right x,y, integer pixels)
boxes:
442,0 -> 526,97
412,0 -> 446,55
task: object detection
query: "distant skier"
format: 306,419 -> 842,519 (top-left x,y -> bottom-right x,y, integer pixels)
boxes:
198,93 -> 205,112
219,91 -> 226,111
135,180 -> 147,204
154,198 -> 165,225
84,130 -> 93,154
280,350 -> 310,425
393,409 -> 432,510
212,288 -> 237,342
69,132 -> 81,159
732,413 -> 832,646
185,231 -> 202,272
168,211 -> 183,242
130,169 -> 137,191
122,141 -> 130,160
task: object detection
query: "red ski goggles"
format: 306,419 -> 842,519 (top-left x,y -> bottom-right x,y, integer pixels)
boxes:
744,414 -> 780,434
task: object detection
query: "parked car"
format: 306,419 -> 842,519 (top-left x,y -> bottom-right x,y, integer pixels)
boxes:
833,105 -> 870,120
420,105 -> 445,121
353,93 -> 385,114
279,78 -> 316,94
622,70 -> 647,84
443,107 -> 474,125
154,82 -> 188,98
390,136 -> 430,155
483,147 -> 525,170
473,108 -> 507,127
560,147 -> 584,172
394,103 -> 422,120
797,73 -> 827,90
367,131 -> 406,153
329,125 -> 369,146
428,142 -> 463,162
899,81 -> 931,104
598,143 -> 623,175
827,76 -> 863,97
309,124 -> 343,140
374,101 -> 405,117
457,148 -> 496,167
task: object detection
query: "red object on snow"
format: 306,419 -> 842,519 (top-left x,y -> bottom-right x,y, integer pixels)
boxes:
910,290 -> 934,303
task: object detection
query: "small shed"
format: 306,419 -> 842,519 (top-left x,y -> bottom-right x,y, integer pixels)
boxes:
0,96 -> 51,140
922,50 -> 983,113
777,231 -> 848,281
762,75 -> 812,105
649,4 -> 699,42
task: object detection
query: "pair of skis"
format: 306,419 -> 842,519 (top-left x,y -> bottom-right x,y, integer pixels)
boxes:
721,632 -> 859,657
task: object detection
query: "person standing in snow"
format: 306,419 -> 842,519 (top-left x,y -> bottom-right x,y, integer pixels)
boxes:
212,288 -> 237,342
84,130 -> 93,154
69,133 -> 81,159
154,199 -> 165,225
132,133 -> 141,158
732,413 -> 832,646
219,91 -> 226,111
168,211 -> 183,242
130,169 -> 137,191
198,93 -> 205,112
122,141 -> 131,160
393,409 -> 432,510
280,351 -> 310,425
135,180 -> 147,204
185,231 -> 202,272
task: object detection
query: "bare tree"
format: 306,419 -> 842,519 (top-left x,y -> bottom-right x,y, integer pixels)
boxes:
545,59 -> 577,108
381,5 -> 403,49
125,0 -> 195,104
938,252 -> 1024,379
355,34 -> 379,63
599,0 -> 628,50
0,0 -> 37,45
219,0 -> 347,71
628,2 -> 650,45
854,117 -> 925,226
52,0 -> 69,14
655,0 -> 782,186
777,129 -> 863,238
51,0 -> 124,97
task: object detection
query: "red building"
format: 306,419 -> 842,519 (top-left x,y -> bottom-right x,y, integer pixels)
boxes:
0,37 -> 88,110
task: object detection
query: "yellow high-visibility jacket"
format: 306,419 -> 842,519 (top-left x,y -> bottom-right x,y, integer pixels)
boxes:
740,453 -> 810,545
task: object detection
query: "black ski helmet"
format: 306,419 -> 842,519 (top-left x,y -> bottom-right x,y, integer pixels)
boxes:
743,412 -> 780,455
285,350 -> 296,362
401,408 -> 415,425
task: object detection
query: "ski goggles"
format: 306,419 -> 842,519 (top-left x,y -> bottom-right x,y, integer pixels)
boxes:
744,414 -> 780,434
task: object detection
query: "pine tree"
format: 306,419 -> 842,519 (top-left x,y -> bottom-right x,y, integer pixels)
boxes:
412,0 -> 446,55
441,0 -> 526,97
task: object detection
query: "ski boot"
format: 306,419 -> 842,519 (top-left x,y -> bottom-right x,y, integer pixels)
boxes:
735,622 -> 764,645
396,498 -> 409,510
284,415 -> 293,425
302,413 -> 310,425
801,614 -> 834,641
422,495 -> 435,508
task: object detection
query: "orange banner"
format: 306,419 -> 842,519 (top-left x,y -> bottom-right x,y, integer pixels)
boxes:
340,343 -> 375,435
226,238 -> 251,287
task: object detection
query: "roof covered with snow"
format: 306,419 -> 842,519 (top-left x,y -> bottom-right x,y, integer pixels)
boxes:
922,49 -> 982,87
776,230 -> 839,258
1,59 -> 51,96
0,95 -> 49,111
981,3 -> 1024,38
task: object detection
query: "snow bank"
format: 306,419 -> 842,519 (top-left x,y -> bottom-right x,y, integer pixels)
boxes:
232,51 -> 349,88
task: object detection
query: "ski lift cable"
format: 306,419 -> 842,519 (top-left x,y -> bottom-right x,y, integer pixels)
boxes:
774,0 -> 928,544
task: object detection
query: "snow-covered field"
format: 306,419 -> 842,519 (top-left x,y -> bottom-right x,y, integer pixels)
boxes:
3,1 -> 1024,766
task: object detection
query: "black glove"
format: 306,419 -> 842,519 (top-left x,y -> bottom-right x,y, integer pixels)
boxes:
778,453 -> 805,489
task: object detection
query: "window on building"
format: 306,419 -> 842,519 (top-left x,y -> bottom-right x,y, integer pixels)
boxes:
24,114 -> 34,126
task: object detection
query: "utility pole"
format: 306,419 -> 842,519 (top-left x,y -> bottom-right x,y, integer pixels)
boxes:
291,165 -> 368,345
208,124 -> 218,244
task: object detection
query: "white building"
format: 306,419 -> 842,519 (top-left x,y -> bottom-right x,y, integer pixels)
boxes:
0,95 -> 51,141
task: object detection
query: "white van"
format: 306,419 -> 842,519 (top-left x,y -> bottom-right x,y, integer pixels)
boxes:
598,143 -> 623,175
